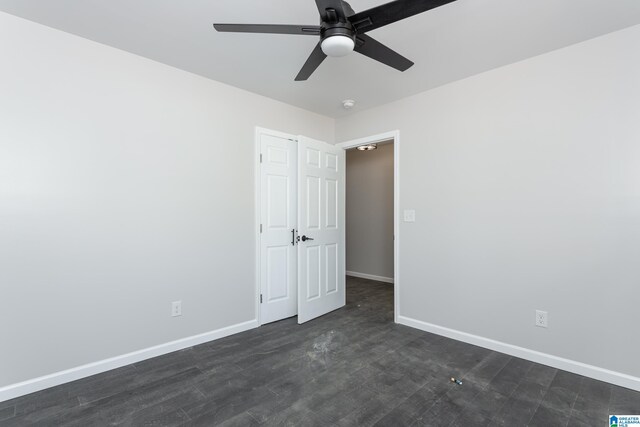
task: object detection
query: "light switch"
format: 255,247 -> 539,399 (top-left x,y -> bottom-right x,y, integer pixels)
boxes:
403,209 -> 416,222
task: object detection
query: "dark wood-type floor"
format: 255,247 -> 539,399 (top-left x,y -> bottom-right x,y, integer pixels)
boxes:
1,277 -> 639,426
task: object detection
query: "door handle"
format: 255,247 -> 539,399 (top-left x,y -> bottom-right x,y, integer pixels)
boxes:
301,235 -> 314,242
291,229 -> 295,246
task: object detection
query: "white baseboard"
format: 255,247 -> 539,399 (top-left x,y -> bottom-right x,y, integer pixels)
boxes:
0,319 -> 259,403
346,271 -> 394,284
397,315 -> 640,392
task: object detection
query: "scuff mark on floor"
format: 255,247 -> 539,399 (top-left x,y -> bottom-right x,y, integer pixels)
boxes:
306,330 -> 338,366
312,330 -> 336,354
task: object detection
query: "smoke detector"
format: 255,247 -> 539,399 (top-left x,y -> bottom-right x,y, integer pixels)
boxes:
342,99 -> 356,110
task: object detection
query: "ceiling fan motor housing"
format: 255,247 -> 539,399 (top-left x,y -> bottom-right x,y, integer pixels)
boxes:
320,21 -> 356,43
319,3 -> 356,58
320,1 -> 356,42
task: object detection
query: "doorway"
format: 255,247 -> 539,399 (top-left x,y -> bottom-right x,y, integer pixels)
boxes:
337,132 -> 400,323
345,139 -> 394,285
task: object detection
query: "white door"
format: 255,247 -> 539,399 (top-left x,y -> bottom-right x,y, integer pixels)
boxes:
260,132 -> 297,324
297,136 -> 346,323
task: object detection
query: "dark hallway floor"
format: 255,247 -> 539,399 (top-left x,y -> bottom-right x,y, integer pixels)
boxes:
1,276 -> 639,426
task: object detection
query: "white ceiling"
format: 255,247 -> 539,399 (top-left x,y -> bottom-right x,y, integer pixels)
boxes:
1,0 -> 640,117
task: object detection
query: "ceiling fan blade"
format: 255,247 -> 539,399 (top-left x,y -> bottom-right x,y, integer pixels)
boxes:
348,0 -> 457,33
295,43 -> 327,81
213,24 -> 321,35
354,34 -> 413,71
315,0 -> 348,22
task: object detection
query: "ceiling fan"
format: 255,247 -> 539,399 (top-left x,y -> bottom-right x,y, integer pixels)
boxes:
213,0 -> 457,81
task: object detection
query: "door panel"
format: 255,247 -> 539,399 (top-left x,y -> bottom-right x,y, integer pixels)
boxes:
306,147 -> 320,167
326,243 -> 338,294
260,132 -> 297,324
306,245 -> 321,300
297,136 -> 345,323
267,175 -> 289,228
326,178 -> 338,228
306,175 -> 321,229
266,245 -> 289,301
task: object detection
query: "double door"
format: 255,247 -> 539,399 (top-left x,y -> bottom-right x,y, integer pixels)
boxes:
259,130 -> 345,324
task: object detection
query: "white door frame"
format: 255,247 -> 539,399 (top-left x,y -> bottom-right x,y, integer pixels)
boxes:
336,130 -> 400,324
254,126 -> 299,325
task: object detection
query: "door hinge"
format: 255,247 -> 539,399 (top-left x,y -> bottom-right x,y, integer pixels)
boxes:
260,224 -> 263,233
260,153 -> 263,163
260,294 -> 263,303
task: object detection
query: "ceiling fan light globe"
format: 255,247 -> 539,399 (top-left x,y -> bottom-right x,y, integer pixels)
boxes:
321,35 -> 354,57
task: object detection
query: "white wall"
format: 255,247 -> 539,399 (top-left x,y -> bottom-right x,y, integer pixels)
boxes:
336,25 -> 640,382
0,12 -> 333,391
2,8 -> 639,397
346,143 -> 394,280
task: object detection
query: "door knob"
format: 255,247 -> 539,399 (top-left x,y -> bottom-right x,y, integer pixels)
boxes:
301,235 -> 314,242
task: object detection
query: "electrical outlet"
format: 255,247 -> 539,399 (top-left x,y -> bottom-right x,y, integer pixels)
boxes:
535,310 -> 548,328
171,301 -> 182,317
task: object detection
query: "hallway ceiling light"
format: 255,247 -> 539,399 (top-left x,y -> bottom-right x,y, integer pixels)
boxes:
356,144 -> 377,151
